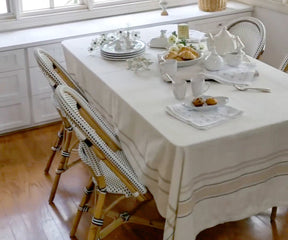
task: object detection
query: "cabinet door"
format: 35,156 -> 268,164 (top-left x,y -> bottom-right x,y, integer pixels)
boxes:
27,43 -> 65,67
0,70 -> 29,101
0,49 -> 25,72
188,12 -> 251,34
29,67 -> 52,95
0,98 -> 31,133
31,92 -> 60,123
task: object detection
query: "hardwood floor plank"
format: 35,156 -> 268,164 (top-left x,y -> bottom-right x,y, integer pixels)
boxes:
2,124 -> 288,240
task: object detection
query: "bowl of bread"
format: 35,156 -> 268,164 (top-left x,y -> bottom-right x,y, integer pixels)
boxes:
164,46 -> 203,67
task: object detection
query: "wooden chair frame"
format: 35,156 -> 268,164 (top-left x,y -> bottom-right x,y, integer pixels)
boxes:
280,55 -> 288,73
226,16 -> 266,59
34,48 -> 84,203
55,85 -> 164,240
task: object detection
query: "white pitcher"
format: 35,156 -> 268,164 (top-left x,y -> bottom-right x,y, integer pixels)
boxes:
213,27 -> 237,56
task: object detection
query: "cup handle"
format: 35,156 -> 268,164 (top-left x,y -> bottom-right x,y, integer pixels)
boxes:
203,82 -> 210,93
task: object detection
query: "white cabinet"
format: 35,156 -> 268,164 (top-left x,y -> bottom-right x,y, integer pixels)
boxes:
27,43 -> 63,124
0,50 -> 31,133
188,12 -> 251,34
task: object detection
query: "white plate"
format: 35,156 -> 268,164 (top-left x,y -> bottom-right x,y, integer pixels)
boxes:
101,48 -> 145,56
183,96 -> 229,111
101,51 -> 145,61
101,49 -> 145,57
101,40 -> 146,55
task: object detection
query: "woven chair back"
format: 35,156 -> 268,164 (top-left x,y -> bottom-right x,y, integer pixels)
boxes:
226,17 -> 266,59
34,48 -> 86,97
55,85 -> 147,198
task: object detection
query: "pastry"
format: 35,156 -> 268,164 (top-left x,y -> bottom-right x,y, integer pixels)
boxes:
175,56 -> 184,61
165,46 -> 200,62
206,97 -> 217,105
165,51 -> 178,59
178,46 -> 193,53
178,50 -> 196,60
192,97 -> 205,107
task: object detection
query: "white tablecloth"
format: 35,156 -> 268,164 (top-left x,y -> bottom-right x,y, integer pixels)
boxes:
62,25 -> 288,240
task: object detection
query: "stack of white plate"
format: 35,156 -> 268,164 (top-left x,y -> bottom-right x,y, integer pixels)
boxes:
101,40 -> 146,61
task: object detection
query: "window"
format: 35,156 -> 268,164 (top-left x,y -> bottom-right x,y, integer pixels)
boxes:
0,0 -> 8,14
21,0 -> 82,12
0,0 -> 195,31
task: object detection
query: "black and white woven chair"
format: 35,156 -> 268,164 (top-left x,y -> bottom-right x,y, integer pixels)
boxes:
279,55 -> 288,73
226,16 -> 266,59
34,48 -> 86,203
55,85 -> 164,240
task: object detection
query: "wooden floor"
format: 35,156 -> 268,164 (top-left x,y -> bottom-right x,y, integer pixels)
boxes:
1,124 -> 288,240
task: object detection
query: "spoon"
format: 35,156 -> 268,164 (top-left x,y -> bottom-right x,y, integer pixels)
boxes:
234,84 -> 271,93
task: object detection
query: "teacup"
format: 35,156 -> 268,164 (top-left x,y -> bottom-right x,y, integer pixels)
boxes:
191,75 -> 210,97
172,80 -> 187,100
225,51 -> 243,67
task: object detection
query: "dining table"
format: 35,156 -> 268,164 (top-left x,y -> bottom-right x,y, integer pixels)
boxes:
61,24 -> 288,240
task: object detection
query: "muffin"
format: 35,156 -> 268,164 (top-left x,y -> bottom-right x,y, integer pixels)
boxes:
205,97 -> 217,105
192,97 -> 205,107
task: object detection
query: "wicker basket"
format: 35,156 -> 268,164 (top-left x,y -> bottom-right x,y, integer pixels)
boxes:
198,0 -> 227,12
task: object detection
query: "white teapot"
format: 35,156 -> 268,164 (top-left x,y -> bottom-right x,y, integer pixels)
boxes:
213,27 -> 237,56
204,34 -> 224,71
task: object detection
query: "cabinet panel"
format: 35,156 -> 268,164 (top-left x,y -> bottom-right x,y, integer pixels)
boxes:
0,98 -> 31,132
188,12 -> 251,34
0,70 -> 28,101
27,43 -> 65,67
0,49 -> 25,72
29,67 -> 52,95
31,93 -> 60,123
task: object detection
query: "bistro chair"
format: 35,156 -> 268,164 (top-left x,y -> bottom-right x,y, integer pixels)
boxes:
279,55 -> 288,73
34,48 -> 86,203
54,85 -> 164,240
226,16 -> 266,59
270,55 -> 288,221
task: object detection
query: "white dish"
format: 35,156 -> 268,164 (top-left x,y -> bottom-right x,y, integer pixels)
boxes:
101,40 -> 146,55
177,52 -> 204,67
101,48 -> 145,56
101,50 -> 145,61
161,51 -> 204,68
182,96 -> 229,111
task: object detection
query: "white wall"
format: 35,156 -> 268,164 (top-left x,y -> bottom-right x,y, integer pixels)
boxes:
252,7 -> 288,68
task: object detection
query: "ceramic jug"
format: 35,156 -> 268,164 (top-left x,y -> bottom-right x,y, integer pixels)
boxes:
204,46 -> 224,71
213,27 -> 237,56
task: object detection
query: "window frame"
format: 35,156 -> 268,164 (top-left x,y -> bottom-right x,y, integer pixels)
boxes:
0,0 -> 196,32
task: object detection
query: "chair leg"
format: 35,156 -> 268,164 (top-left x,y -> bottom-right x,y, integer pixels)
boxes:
271,206 -> 277,222
88,187 -> 107,240
44,124 -> 64,174
48,127 -> 73,203
70,177 -> 94,238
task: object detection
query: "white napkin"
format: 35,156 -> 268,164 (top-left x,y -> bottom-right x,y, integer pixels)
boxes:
166,103 -> 242,130
202,62 -> 258,85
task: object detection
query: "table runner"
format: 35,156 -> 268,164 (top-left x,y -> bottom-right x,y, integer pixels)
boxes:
62,25 -> 288,240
